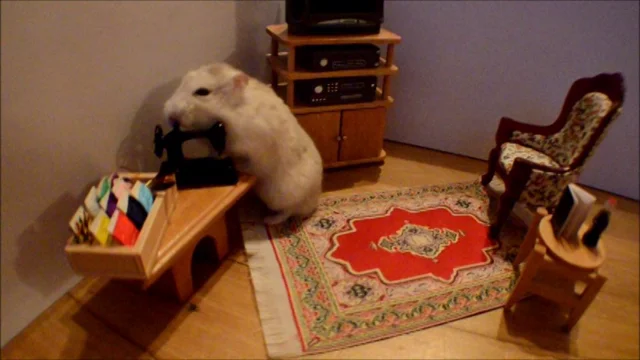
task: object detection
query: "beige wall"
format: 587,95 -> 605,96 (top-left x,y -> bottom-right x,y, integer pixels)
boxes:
1,0 -> 282,346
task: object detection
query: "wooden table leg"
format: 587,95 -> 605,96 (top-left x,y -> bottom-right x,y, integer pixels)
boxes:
170,245 -> 196,302
153,213 -> 233,303
205,215 -> 230,261
564,273 -> 607,331
504,243 -> 546,310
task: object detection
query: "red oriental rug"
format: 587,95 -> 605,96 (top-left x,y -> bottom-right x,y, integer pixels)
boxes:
241,181 -> 525,358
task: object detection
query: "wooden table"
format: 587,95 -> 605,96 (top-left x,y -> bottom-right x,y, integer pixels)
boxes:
505,207 -> 607,331
141,174 -> 256,302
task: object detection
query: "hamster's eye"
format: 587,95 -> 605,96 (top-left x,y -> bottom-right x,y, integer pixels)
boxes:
193,88 -> 211,96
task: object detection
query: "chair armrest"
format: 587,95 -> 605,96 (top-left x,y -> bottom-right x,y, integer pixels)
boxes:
495,117 -> 554,146
508,159 -> 581,208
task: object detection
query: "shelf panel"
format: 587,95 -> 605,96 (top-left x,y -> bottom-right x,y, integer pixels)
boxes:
267,53 -> 398,80
292,98 -> 393,114
267,24 -> 401,46
275,84 -> 393,114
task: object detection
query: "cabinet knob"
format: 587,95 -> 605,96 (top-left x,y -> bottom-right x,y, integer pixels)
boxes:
342,136 -> 348,140
336,136 -> 342,141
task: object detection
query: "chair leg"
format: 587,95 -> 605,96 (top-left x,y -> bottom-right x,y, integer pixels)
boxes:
490,192 -> 518,239
481,147 -> 500,186
490,161 -> 531,239
512,207 -> 547,268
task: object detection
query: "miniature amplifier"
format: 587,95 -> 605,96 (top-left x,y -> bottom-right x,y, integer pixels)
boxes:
295,76 -> 377,106
295,44 -> 381,72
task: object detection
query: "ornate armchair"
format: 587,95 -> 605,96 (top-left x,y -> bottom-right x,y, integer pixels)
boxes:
481,73 -> 625,239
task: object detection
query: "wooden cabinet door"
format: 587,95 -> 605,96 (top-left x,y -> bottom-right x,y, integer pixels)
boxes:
296,112 -> 341,164
339,107 -> 386,161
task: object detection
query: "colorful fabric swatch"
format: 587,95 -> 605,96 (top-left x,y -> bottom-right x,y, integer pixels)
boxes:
116,194 -> 148,230
108,210 -> 139,246
97,176 -> 111,200
99,191 -> 119,217
131,181 -> 154,213
89,210 -> 112,246
83,186 -> 101,217
112,178 -> 133,199
70,173 -> 158,248
69,206 -> 93,244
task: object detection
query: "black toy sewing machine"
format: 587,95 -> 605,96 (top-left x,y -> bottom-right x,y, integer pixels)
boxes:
150,122 -> 239,190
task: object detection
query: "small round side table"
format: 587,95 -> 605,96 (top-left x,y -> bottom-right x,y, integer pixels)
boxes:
504,207 -> 607,331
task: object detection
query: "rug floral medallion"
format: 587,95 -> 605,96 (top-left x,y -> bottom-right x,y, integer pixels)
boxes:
249,181 -> 525,355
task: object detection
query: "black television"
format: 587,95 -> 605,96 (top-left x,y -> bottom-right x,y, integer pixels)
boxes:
285,0 -> 384,36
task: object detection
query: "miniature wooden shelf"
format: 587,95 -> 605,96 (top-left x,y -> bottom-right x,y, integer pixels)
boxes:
266,24 -> 401,169
266,24 -> 401,46
291,96 -> 394,115
267,52 -> 398,80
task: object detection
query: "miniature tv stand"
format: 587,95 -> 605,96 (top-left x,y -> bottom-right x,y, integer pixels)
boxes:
266,24 -> 401,169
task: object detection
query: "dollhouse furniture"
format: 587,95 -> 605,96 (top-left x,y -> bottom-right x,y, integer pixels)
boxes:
66,172 -> 256,302
265,24 -> 401,169
481,73 -> 625,239
139,123 -> 252,299
141,174 -> 255,301
505,208 -> 607,331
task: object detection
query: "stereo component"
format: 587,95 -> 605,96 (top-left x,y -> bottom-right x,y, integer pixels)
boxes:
295,76 -> 377,106
296,44 -> 381,72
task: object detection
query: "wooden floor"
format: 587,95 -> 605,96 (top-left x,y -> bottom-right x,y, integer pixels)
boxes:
3,141 -> 639,359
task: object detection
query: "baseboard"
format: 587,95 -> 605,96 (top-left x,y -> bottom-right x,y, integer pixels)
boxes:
383,139 -> 638,202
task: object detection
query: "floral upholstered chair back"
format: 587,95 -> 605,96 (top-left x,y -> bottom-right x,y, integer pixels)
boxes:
513,92 -> 621,170
505,88 -> 623,209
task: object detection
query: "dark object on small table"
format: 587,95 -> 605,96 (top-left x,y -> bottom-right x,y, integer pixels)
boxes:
583,210 -> 608,248
583,199 -> 615,248
151,122 -> 239,190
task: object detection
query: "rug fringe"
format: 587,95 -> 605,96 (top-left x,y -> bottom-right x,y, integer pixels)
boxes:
242,224 -> 303,359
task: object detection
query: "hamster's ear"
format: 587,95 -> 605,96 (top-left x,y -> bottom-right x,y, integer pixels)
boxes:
232,73 -> 249,91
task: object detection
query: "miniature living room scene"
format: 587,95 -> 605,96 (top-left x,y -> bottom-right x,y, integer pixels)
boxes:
1,1 -> 639,359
